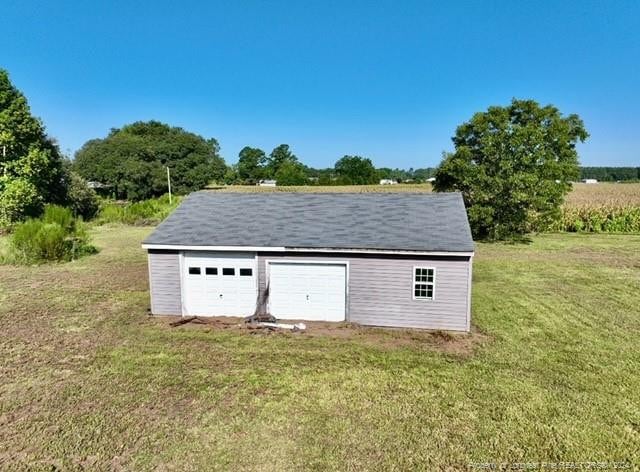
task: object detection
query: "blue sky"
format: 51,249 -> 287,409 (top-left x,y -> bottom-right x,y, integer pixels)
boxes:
1,0 -> 638,168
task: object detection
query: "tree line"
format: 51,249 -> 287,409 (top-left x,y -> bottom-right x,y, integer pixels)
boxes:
2,67 -> 614,240
0,65 -> 438,227
580,167 -> 639,182
73,125 -> 439,200
73,117 -> 633,204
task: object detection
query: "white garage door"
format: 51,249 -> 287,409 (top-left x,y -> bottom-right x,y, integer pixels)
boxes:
268,262 -> 346,322
183,252 -> 257,316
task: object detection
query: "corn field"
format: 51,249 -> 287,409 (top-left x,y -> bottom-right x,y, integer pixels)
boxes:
544,205 -> 640,233
564,183 -> 640,207
552,183 -> 640,233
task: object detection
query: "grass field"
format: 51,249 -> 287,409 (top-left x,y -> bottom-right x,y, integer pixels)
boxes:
1,226 -> 639,470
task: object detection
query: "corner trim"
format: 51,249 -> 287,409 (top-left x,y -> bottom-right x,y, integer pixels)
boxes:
466,255 -> 473,332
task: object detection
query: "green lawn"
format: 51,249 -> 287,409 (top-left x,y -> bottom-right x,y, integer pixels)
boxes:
0,226 -> 639,470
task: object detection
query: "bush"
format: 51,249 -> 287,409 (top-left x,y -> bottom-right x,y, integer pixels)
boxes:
274,161 -> 308,186
42,204 -> 75,231
0,178 -> 43,228
97,194 -> 181,225
97,204 -> 125,223
13,222 -> 68,261
66,172 -> 99,220
8,204 -> 96,264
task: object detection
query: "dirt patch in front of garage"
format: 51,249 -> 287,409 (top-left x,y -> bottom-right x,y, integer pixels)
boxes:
151,315 -> 491,357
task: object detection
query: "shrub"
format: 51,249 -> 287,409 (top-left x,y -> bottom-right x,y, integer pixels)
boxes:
66,172 -> 99,220
8,204 -> 96,264
97,194 -> 181,225
42,204 -> 74,231
0,178 -> 43,228
39,224 -> 71,260
97,204 -> 125,223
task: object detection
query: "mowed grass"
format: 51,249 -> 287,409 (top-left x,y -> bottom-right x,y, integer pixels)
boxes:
1,226 -> 639,470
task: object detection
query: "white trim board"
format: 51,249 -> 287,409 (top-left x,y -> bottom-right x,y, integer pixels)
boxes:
142,244 -> 473,257
466,255 -> 474,332
285,247 -> 474,257
143,244 -> 286,252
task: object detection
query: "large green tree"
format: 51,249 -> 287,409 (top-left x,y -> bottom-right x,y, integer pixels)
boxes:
266,144 -> 297,177
275,160 -> 308,186
0,69 -> 67,225
434,99 -> 588,239
74,121 -> 227,200
236,146 -> 267,184
334,155 -> 379,185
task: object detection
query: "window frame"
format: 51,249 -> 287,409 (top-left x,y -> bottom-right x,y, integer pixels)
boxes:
412,266 -> 435,301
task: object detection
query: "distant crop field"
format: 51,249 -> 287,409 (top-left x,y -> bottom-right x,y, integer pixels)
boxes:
558,183 -> 640,233
565,182 -> 640,207
209,182 -> 640,207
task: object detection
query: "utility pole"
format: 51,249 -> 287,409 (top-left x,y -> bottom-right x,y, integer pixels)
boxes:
167,166 -> 172,204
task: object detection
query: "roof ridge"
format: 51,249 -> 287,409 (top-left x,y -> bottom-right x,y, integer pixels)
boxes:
195,191 -> 461,197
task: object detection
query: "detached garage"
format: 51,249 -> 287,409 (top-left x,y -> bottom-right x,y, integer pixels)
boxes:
143,192 -> 475,331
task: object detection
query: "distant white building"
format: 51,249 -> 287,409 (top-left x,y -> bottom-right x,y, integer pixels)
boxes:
87,181 -> 109,189
258,180 -> 277,187
581,179 -> 598,184
426,177 -> 436,183
379,179 -> 398,185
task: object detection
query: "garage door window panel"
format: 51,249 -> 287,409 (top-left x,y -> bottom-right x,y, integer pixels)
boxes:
189,267 -> 201,275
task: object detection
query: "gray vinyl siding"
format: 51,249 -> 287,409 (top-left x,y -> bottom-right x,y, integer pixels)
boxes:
148,252 -> 182,315
258,253 -> 471,331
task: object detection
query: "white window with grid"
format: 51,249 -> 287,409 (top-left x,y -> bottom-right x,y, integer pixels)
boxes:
413,267 -> 435,300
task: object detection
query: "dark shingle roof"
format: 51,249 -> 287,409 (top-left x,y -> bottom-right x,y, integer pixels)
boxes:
143,192 -> 474,253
